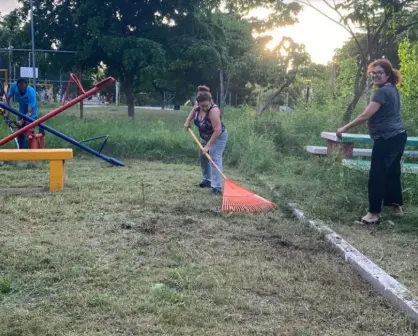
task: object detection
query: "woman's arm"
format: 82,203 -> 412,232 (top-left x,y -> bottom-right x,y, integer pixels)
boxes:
202,108 -> 222,153
337,101 -> 381,136
184,105 -> 198,128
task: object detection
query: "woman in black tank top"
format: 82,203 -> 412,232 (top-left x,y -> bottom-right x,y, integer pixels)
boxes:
184,89 -> 228,196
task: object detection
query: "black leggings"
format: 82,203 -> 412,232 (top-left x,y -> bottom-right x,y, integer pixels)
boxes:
368,132 -> 407,213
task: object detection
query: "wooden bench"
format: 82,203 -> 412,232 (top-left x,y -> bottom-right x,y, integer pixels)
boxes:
305,145 -> 418,158
0,149 -> 73,192
343,159 -> 418,174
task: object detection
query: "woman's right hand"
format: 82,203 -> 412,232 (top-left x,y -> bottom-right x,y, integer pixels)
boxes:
184,121 -> 191,130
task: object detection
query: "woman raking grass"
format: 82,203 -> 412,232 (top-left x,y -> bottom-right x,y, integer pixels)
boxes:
184,90 -> 228,196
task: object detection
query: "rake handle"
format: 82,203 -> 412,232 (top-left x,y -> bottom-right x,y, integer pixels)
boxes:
187,128 -> 227,180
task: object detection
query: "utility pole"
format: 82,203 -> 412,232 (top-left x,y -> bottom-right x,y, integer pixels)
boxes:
30,0 -> 37,90
8,41 -> 12,86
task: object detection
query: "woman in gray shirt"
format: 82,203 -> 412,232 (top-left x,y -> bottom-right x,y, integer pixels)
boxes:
337,59 -> 406,224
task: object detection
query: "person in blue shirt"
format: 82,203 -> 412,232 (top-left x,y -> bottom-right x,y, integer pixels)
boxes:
6,78 -> 39,149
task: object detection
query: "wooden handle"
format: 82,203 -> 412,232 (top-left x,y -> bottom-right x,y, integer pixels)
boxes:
187,128 -> 227,180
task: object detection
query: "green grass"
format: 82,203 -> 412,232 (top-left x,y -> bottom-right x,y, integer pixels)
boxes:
0,159 -> 416,335
1,103 -> 418,302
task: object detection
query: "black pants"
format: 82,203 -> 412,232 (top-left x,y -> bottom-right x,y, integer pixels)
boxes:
17,120 -> 31,149
368,132 -> 407,213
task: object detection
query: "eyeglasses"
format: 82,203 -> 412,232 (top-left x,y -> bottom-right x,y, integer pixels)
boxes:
370,71 -> 385,77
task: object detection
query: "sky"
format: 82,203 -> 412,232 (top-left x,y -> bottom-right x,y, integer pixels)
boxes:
252,3 -> 352,64
0,0 -> 352,64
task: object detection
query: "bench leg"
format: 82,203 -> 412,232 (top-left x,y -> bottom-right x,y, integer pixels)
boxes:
49,160 -> 65,192
327,140 -> 353,158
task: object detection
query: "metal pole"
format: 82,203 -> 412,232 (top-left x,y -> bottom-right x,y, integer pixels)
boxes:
30,0 -> 37,91
116,80 -> 120,106
8,41 -> 12,86
0,48 -> 77,54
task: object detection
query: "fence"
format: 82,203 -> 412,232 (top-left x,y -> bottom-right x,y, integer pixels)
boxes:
0,51 -> 251,109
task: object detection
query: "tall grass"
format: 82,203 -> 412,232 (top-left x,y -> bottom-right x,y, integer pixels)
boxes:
1,102 -> 418,231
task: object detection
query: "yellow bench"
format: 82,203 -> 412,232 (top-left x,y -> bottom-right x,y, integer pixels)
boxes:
0,149 -> 73,192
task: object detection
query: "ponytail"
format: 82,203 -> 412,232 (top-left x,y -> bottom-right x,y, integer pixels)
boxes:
391,69 -> 402,86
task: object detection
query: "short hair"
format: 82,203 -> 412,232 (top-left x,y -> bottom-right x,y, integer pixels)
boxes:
368,59 -> 401,85
17,78 -> 28,85
196,91 -> 212,103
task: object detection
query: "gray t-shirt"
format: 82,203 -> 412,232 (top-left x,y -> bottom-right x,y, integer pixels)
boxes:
368,83 -> 405,139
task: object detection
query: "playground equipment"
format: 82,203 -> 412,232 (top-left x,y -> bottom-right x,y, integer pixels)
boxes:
0,149 -> 73,192
0,77 -> 125,167
61,73 -> 84,105
187,128 -> 276,213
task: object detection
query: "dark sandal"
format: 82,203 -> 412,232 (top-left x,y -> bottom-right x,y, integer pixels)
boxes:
355,216 -> 381,225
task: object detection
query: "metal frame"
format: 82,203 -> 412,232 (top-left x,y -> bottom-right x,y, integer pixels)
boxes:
0,48 -> 77,54
0,69 -> 8,90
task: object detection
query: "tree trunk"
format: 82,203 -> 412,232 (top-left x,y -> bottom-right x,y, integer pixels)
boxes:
125,83 -> 135,119
330,62 -> 336,98
259,79 -> 295,115
219,69 -> 225,108
152,80 -> 165,110
343,62 -> 367,123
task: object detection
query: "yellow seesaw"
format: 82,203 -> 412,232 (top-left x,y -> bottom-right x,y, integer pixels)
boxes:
0,149 -> 73,192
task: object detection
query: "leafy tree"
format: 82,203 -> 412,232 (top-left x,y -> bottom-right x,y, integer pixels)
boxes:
13,0 -> 306,117
256,37 -> 310,114
296,0 -> 418,122
398,39 -> 418,127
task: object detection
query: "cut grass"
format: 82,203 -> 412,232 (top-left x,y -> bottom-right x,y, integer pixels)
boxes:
0,159 -> 417,335
1,104 -> 417,302
264,154 -> 418,297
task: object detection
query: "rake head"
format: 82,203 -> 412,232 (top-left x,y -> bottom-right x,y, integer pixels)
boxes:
221,178 -> 276,213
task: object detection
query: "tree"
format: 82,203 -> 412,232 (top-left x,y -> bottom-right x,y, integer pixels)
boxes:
257,37 -> 310,114
398,39 -> 418,125
14,0 -> 306,116
295,0 -> 418,122
211,13 -> 260,107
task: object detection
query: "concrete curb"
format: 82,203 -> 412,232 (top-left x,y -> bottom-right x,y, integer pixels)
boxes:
262,180 -> 418,324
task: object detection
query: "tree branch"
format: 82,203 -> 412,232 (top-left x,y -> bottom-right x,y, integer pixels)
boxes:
364,5 -> 371,54
259,76 -> 296,114
321,0 -> 368,63
395,20 -> 418,34
294,0 -> 368,63
370,12 -> 391,50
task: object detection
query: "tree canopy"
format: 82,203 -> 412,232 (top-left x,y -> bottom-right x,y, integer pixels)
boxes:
1,0 -> 417,119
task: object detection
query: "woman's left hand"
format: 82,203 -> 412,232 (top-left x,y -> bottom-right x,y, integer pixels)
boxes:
201,146 -> 210,155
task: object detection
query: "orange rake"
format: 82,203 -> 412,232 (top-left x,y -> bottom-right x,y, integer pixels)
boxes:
187,128 -> 276,213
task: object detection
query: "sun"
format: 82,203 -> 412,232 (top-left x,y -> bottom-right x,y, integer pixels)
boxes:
249,5 -> 351,65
